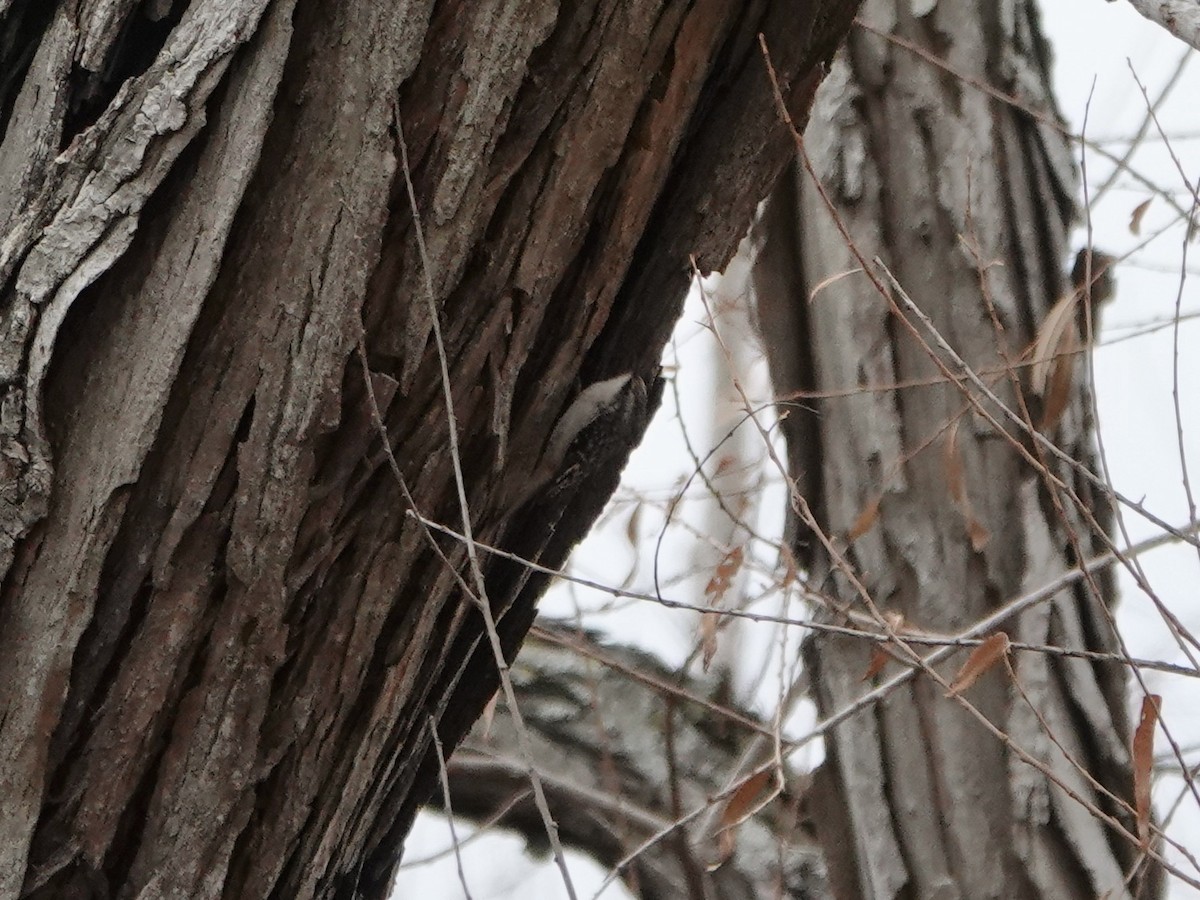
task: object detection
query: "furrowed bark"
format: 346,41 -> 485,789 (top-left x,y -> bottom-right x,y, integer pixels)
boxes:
434,623 -> 826,900
753,2 -> 1156,897
0,2 -> 858,898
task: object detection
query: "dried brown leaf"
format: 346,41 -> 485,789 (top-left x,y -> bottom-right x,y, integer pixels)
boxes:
862,645 -> 889,682
780,544 -> 799,589
847,495 -> 881,541
808,267 -> 863,303
1130,197 -> 1152,235
704,546 -> 744,602
943,420 -> 966,505
624,501 -> 642,549
966,516 -> 991,552
944,423 -> 990,550
701,612 -> 720,672
715,770 -> 773,863
1041,327 -> 1078,430
946,632 -> 1010,696
1134,694 -> 1160,849
1030,289 -> 1082,430
1030,291 -> 1079,398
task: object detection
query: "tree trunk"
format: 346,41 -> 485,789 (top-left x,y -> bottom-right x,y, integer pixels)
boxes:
0,3 -> 857,898
753,2 -> 1155,898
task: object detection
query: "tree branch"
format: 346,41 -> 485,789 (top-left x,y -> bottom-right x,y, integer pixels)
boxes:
433,622 -> 828,900
1124,0 -> 1200,52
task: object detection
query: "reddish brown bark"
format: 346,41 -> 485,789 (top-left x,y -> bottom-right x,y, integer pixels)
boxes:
0,2 -> 856,898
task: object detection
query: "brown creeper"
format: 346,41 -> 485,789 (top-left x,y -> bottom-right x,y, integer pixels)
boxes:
539,374 -> 646,492
501,373 -> 650,511
489,372 -> 653,618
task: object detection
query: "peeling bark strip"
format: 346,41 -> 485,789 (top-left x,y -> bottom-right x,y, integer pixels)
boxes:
753,1 -> 1154,897
0,2 -> 858,898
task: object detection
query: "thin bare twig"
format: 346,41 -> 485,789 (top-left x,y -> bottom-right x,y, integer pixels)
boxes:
1091,49 -> 1192,207
1129,65 -> 1200,573
390,101 -> 578,900
1079,78 -> 1200,822
414,509 -> 1200,681
397,788 -> 534,869
429,716 -> 473,899
754,32 -> 1200,887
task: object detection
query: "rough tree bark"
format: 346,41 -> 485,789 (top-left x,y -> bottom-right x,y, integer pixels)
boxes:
434,623 -> 825,900
0,3 -> 858,898
754,1 -> 1156,898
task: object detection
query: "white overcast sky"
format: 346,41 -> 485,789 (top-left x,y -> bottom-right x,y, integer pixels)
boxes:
1045,3 -> 1200,896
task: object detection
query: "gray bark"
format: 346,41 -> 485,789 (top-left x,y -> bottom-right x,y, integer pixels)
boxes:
1124,0 -> 1200,53
440,622 -> 827,900
753,1 -> 1156,898
0,2 -> 858,898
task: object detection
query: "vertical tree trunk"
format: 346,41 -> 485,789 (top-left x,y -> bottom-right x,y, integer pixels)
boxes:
0,3 -> 857,898
754,2 -> 1153,897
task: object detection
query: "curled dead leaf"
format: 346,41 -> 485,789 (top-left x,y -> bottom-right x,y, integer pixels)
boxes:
1030,290 -> 1081,430
862,645 -> 889,682
1134,694 -> 1160,849
1039,327 -> 1078,430
704,546 -> 744,602
943,422 -> 990,550
780,544 -> 799,589
714,769 -> 774,865
966,516 -> 990,552
701,612 -> 720,672
944,421 -> 966,505
624,501 -> 642,549
946,632 -> 1010,696
1130,197 -> 1152,235
847,495 -> 881,541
